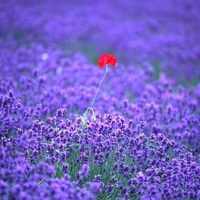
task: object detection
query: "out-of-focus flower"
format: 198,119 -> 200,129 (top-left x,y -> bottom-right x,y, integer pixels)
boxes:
97,54 -> 117,68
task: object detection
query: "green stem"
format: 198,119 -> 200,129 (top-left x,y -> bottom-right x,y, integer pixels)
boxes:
91,65 -> 108,108
80,65 -> 108,138
38,175 -> 47,185
81,107 -> 95,134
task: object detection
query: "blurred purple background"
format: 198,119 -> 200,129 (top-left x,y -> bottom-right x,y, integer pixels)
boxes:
1,0 -> 200,85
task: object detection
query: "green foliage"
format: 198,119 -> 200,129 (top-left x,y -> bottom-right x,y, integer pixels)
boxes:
66,148 -> 81,181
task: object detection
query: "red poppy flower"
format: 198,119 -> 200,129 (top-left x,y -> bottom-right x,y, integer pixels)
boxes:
97,54 -> 117,68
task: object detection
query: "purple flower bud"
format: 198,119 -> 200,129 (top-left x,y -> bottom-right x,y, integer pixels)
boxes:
137,172 -> 145,183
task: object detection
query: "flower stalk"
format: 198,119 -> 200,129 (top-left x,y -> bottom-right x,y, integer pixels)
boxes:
81,65 -> 108,134
80,54 -> 117,135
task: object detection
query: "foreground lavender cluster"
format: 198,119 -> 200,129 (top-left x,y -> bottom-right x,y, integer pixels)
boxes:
1,0 -> 200,200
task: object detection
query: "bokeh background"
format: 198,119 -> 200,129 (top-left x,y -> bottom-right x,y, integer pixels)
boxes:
1,0 -> 200,85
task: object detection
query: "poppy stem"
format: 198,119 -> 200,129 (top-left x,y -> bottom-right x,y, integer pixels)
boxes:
91,64 -> 108,108
80,64 -> 108,138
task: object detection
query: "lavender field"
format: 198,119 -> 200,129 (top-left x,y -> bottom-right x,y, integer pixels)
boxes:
0,0 -> 200,200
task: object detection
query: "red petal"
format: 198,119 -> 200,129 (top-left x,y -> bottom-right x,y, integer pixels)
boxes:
99,54 -> 109,60
98,54 -> 117,67
109,58 -> 117,66
97,61 -> 105,68
99,54 -> 111,62
104,56 -> 111,64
